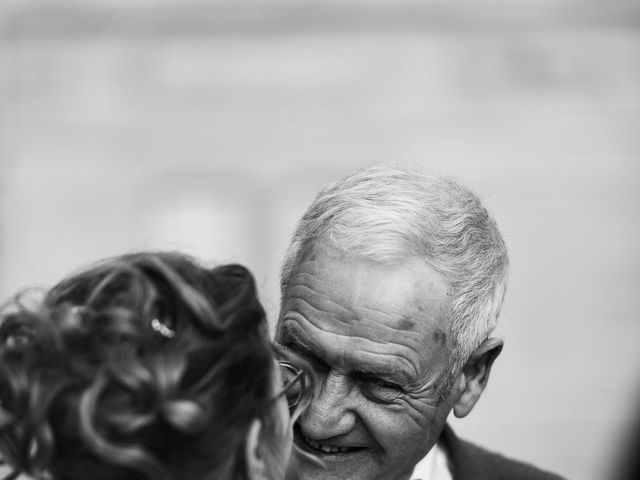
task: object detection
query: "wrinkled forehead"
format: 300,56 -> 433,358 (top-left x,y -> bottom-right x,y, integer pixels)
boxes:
279,246 -> 452,338
277,246 -> 457,383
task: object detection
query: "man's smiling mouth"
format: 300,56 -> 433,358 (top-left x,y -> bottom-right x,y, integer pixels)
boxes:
302,434 -> 354,454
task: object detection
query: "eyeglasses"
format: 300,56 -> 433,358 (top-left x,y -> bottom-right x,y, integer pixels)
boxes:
276,360 -> 306,411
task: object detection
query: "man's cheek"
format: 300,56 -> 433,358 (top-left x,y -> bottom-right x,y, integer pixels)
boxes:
388,394 -> 441,431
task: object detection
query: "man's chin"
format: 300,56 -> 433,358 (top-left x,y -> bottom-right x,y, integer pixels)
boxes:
287,454 -> 369,480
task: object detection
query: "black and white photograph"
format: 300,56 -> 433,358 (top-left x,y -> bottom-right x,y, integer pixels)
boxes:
0,2 -> 638,480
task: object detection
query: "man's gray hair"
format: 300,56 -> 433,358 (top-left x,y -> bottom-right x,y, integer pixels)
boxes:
280,164 -> 509,376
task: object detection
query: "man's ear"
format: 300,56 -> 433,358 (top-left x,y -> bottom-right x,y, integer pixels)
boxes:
453,337 -> 503,418
245,418 -> 267,480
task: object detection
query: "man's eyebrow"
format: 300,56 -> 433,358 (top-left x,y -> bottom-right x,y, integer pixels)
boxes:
278,325 -> 316,356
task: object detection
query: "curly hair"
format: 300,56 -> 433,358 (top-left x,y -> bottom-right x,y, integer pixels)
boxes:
0,251 -> 303,480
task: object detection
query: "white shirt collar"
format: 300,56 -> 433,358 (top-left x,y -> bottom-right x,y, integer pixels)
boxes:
410,442 -> 452,480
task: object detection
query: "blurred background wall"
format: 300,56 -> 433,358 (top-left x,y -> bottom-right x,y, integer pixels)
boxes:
1,1 -> 639,479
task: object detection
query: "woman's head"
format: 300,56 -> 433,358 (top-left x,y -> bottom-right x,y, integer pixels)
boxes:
0,251 -> 311,480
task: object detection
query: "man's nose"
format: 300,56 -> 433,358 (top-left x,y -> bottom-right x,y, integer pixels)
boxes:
300,370 -> 356,439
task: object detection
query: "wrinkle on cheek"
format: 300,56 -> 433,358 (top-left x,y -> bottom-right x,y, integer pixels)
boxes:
412,372 -> 449,397
401,395 -> 440,430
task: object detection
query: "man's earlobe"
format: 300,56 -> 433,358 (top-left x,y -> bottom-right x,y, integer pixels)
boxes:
245,418 -> 267,480
453,337 -> 503,418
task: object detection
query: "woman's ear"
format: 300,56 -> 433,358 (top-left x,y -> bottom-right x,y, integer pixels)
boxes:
245,418 -> 267,480
453,337 -> 503,418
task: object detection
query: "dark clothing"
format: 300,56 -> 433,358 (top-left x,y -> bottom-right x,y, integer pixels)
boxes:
441,425 -> 566,480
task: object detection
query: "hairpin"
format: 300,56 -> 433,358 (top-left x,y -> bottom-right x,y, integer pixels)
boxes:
66,305 -> 85,328
151,318 -> 175,338
70,305 -> 84,321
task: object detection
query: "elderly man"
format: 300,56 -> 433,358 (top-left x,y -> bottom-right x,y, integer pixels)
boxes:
276,165 -> 563,480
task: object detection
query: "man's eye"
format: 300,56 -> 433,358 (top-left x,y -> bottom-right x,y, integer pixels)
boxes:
362,378 -> 404,403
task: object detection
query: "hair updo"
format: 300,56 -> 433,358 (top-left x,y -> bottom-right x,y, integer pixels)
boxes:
0,251 -> 279,480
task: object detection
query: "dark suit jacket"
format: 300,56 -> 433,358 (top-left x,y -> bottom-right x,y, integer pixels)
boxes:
440,425 -> 566,480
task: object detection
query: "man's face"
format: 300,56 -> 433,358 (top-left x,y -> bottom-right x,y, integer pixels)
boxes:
276,247 -> 457,480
